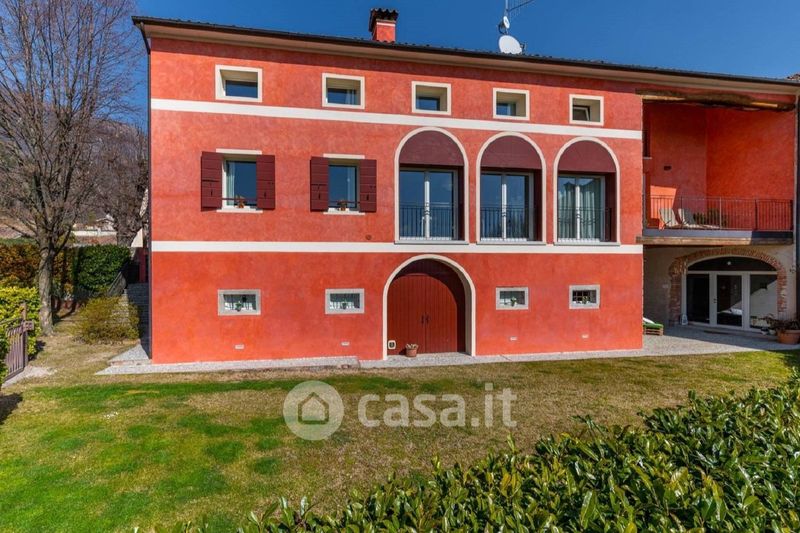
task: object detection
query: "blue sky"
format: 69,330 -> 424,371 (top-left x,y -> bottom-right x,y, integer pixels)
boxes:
135,0 -> 800,79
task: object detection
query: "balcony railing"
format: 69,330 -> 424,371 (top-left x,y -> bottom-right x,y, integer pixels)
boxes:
480,206 -> 533,240
399,203 -> 459,240
647,196 -> 792,232
557,207 -> 613,242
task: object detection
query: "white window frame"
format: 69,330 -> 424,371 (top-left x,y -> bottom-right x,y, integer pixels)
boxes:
569,285 -> 600,309
216,65 -> 263,103
557,174 -> 606,242
398,167 -> 460,241
325,289 -> 365,315
569,95 -> 604,126
411,81 -> 452,115
496,287 -> 529,310
493,88 -> 530,120
322,73 -> 365,110
218,289 -> 261,316
480,171 -> 535,242
220,155 -> 260,211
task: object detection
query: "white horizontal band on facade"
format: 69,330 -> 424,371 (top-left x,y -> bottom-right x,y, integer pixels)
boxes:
151,98 -> 643,140
151,240 -> 643,255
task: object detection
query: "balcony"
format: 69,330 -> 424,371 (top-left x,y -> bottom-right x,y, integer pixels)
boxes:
557,207 -> 613,242
641,195 -> 793,245
399,203 -> 459,241
480,206 -> 534,241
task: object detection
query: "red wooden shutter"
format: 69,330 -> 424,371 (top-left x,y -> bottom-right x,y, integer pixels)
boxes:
201,152 -> 223,210
256,155 -> 276,210
310,157 -> 329,211
359,159 -> 377,213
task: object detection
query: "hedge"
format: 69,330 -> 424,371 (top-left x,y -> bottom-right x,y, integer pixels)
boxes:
74,297 -> 139,343
152,376 -> 800,531
0,243 -> 129,297
0,287 -> 40,382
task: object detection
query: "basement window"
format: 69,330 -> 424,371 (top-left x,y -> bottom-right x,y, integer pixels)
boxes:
413,82 -> 451,114
570,95 -> 603,125
496,287 -> 529,310
218,290 -> 261,316
570,285 -> 600,309
326,289 -> 365,314
216,66 -> 262,102
323,74 -> 364,108
494,89 -> 529,120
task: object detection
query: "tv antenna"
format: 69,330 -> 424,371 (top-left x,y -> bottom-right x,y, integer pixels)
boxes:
497,0 -> 535,54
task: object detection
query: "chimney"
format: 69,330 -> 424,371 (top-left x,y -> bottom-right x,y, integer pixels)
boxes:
369,8 -> 398,43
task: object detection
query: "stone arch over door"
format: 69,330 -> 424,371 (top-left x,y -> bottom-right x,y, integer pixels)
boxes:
667,247 -> 787,324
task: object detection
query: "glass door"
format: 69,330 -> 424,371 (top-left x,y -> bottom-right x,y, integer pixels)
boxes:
399,169 -> 457,240
715,275 -> 744,327
686,274 -> 710,324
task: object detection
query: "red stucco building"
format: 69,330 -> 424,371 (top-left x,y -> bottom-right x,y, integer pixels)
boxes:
134,9 -> 800,364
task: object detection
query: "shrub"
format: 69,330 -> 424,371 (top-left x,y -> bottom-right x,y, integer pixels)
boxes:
0,287 -> 40,382
73,245 -> 131,295
0,243 -> 76,297
152,376 -> 800,531
74,297 -> 138,343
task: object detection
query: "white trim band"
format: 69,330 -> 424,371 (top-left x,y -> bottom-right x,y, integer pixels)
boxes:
152,240 -> 643,254
151,98 -> 643,140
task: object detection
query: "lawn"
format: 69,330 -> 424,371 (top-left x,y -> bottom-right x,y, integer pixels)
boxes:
0,318 -> 797,532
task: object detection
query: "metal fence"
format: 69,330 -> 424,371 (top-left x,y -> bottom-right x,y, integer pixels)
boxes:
480,206 -> 532,240
647,196 -> 793,231
399,204 -> 459,240
3,304 -> 34,382
557,207 -> 612,242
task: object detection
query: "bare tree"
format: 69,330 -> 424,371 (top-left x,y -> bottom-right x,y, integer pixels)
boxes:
0,0 -> 138,333
91,121 -> 148,246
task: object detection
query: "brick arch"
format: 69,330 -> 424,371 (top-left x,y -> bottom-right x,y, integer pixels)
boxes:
667,247 -> 787,324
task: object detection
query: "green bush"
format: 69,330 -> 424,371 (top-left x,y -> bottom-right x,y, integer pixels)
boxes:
0,287 -> 40,382
154,376 -> 800,531
0,243 -> 76,297
73,245 -> 130,294
74,297 -> 138,343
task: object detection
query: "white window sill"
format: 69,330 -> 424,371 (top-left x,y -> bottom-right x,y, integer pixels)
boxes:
492,114 -> 529,121
217,208 -> 263,214
411,108 -> 451,116
569,119 -> 604,127
322,102 -> 365,110
324,209 -> 364,216
478,240 -> 546,246
554,241 -> 620,246
570,305 -> 600,310
216,96 -> 262,103
497,306 -> 530,311
395,240 -> 468,245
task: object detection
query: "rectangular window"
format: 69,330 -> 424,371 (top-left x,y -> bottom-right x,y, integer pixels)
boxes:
570,95 -> 603,125
326,289 -> 365,314
557,175 -> 606,241
218,290 -> 261,316
328,164 -> 359,210
496,287 -> 529,310
323,74 -> 364,108
481,173 -> 532,241
224,160 -> 258,208
399,168 -> 459,240
216,66 -> 262,102
412,82 -> 451,114
494,89 -> 529,119
570,285 -> 600,309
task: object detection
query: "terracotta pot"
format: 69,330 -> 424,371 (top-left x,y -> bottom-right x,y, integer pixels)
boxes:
405,347 -> 418,358
777,329 -> 800,344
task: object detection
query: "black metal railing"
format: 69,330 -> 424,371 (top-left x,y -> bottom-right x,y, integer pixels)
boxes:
399,204 -> 459,240
480,206 -> 532,240
647,195 -> 793,231
328,199 -> 358,211
557,207 -> 613,241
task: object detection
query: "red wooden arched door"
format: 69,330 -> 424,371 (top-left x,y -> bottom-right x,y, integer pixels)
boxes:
387,259 -> 466,355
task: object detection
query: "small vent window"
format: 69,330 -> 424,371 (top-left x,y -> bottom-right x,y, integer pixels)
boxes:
570,285 -> 600,309
326,289 -> 365,314
218,290 -> 261,315
570,96 -> 603,125
496,287 -> 529,310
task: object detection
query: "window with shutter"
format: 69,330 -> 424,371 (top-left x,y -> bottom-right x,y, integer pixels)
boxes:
201,152 -> 224,210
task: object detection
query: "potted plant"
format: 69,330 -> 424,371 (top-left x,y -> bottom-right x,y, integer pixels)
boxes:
236,196 -> 246,209
764,315 -> 800,344
337,199 -> 349,211
405,343 -> 418,358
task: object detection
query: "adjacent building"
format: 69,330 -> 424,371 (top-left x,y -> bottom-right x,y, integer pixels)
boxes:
134,9 -> 799,363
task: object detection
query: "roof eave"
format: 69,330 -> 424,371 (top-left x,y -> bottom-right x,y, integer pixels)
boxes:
131,16 -> 800,96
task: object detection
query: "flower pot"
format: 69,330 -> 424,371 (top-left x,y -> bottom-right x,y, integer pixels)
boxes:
405,347 -> 418,358
777,329 -> 800,344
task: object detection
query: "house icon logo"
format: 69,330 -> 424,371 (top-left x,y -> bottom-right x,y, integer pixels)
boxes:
283,381 -> 344,440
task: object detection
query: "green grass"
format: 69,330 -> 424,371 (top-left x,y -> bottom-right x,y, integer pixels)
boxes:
0,320 -> 797,531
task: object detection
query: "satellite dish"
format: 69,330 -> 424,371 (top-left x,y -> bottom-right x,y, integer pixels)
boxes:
499,34 -> 523,55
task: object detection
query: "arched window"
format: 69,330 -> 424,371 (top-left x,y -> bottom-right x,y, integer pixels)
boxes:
398,130 -> 465,241
479,135 -> 543,242
556,140 -> 617,242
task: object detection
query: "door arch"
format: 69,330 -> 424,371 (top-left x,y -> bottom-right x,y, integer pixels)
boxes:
385,257 -> 471,356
